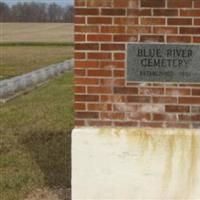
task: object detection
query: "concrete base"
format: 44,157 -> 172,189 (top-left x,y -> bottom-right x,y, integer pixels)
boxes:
72,128 -> 200,200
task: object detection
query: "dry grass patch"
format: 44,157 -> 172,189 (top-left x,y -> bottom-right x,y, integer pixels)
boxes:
0,72 -> 73,200
0,46 -> 73,80
25,188 -> 71,200
0,23 -> 73,43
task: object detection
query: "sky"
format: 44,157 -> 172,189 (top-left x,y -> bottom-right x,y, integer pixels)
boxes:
1,0 -> 73,6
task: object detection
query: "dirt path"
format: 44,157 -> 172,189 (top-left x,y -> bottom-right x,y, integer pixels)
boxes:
25,188 -> 71,200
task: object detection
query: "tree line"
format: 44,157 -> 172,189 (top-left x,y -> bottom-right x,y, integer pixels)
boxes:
0,1 -> 74,22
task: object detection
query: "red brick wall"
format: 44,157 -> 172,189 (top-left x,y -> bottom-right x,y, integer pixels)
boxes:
74,0 -> 200,129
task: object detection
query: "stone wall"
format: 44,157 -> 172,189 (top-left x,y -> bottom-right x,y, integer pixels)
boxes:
0,59 -> 73,99
74,0 -> 200,128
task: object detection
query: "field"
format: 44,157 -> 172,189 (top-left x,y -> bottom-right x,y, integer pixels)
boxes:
0,72 -> 74,200
0,23 -> 74,200
0,23 -> 74,43
0,46 -> 73,80
0,23 -> 74,80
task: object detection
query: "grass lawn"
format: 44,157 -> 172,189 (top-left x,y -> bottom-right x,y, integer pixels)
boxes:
0,72 -> 74,200
0,46 -> 74,80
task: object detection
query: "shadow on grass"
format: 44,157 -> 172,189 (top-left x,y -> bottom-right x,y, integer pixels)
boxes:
21,130 -> 71,188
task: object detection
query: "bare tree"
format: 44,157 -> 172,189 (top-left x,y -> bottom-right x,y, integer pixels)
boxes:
64,6 -> 74,23
0,1 -> 74,23
0,2 -> 11,22
48,3 -> 63,22
11,2 -> 48,22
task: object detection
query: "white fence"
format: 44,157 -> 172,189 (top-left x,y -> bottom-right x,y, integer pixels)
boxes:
0,59 -> 74,99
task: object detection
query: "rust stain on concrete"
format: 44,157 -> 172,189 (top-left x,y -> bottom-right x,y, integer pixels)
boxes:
99,128 -> 200,198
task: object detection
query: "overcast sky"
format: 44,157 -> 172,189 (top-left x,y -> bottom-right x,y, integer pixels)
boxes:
1,0 -> 73,6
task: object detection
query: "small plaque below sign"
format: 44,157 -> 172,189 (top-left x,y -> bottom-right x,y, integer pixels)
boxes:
127,44 -> 200,83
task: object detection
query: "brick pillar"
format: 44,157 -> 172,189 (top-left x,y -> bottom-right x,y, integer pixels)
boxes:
72,1 -> 200,199
74,0 -> 200,129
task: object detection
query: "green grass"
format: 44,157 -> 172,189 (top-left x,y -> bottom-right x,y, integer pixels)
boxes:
0,42 -> 74,47
0,72 -> 74,200
0,46 -> 74,80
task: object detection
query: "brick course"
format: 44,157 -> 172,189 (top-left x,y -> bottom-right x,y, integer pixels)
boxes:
74,0 -> 200,129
